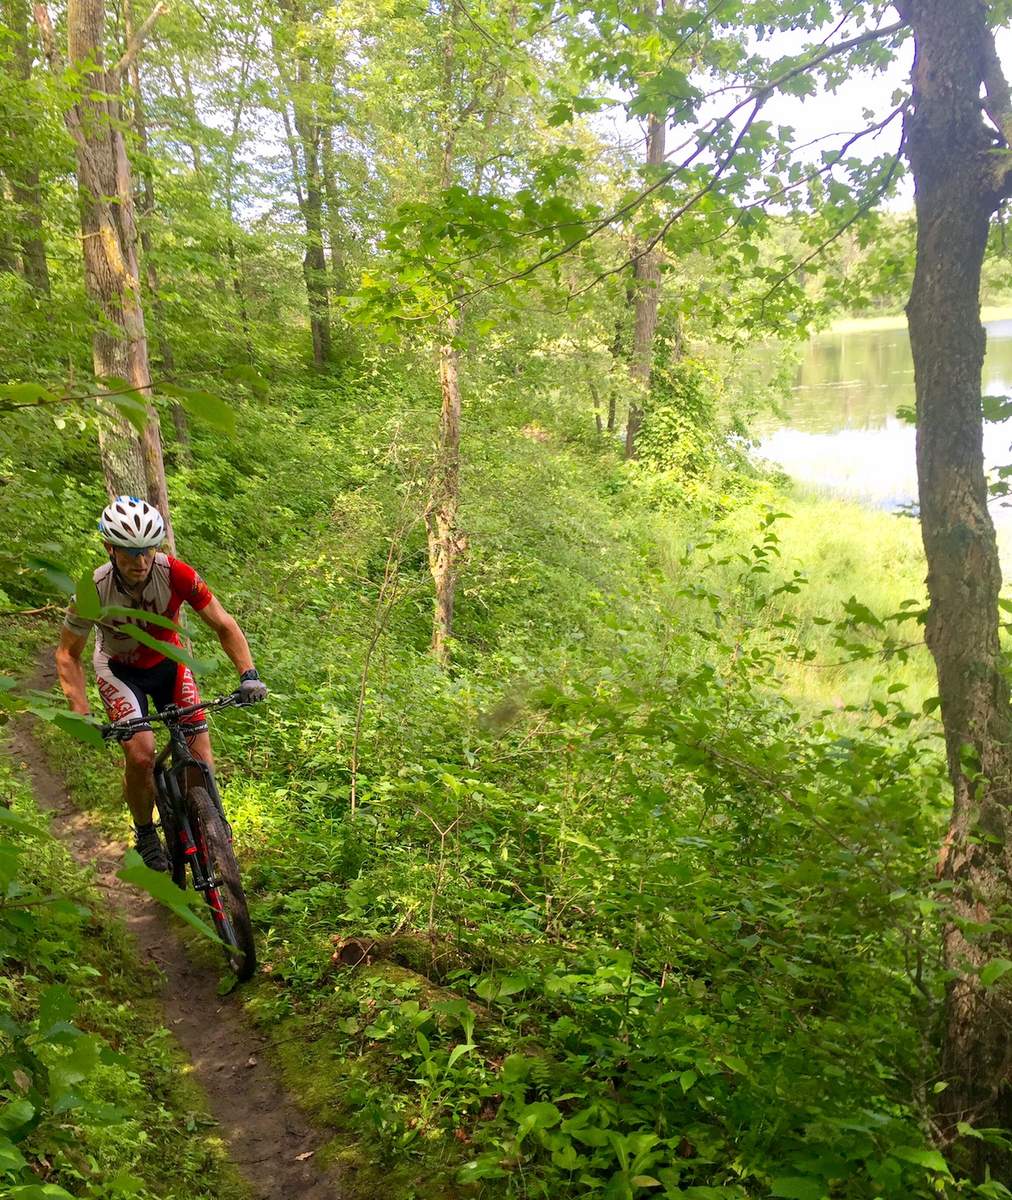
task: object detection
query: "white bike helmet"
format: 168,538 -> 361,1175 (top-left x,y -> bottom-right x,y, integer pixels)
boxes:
98,495 -> 166,551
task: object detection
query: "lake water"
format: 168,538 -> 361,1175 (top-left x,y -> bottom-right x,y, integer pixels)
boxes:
757,320 -> 1012,537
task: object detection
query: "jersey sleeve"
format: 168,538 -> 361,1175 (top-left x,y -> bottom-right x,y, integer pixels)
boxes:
63,602 -> 97,640
167,557 -> 214,612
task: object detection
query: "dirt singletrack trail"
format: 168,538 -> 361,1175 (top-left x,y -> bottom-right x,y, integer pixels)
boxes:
8,661 -> 345,1200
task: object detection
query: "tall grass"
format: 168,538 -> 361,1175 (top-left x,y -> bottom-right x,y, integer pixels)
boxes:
660,483 -> 939,714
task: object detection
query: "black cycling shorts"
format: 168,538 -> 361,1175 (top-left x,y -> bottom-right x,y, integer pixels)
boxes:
95,651 -> 207,737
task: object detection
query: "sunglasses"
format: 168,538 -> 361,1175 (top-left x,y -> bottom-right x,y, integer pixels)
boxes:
116,546 -> 158,559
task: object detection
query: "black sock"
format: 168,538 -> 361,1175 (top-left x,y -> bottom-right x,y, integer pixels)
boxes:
134,821 -> 156,835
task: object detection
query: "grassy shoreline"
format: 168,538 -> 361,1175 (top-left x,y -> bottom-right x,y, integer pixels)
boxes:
828,303 -> 1012,335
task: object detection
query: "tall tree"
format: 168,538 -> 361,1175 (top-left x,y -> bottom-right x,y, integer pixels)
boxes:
124,0 -> 187,454
427,0 -> 467,667
35,0 -> 175,549
3,0 -> 50,293
898,0 -> 1012,1164
624,0 -> 668,459
273,0 -> 333,368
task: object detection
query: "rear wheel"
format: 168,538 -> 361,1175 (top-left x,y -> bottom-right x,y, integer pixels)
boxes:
186,785 -> 256,981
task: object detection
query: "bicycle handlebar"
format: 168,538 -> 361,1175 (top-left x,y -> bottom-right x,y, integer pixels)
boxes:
100,691 -> 251,740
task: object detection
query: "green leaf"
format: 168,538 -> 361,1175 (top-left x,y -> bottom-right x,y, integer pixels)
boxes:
891,1146 -> 952,1175
223,364 -> 269,398
102,605 -> 182,632
180,389 -> 236,434
474,975 -> 499,1001
1,381 -> 58,406
0,1136 -> 26,1170
771,1180 -> 826,1200
447,1042 -> 475,1069
518,1101 -> 562,1136
26,554 -> 75,594
981,959 -> 1012,987
51,711 -> 105,748
104,393 -> 149,434
0,807 -> 41,836
718,1054 -> 748,1074
75,569 -> 101,620
8,1185 -> 77,1199
631,1178 -> 662,1189
119,625 -> 217,673
0,1097 -> 35,1135
37,984 -> 75,1037
117,849 -> 221,943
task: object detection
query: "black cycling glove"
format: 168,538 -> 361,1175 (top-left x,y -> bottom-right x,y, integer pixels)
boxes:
237,668 -> 268,705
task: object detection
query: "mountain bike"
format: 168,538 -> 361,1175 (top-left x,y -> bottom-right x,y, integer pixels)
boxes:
103,693 -> 257,981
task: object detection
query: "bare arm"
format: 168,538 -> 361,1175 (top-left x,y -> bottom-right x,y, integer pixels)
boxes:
55,626 -> 91,715
195,596 -> 255,676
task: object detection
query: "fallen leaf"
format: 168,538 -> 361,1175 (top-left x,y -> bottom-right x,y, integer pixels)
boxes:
246,1055 -> 257,1068
295,1150 -> 314,1162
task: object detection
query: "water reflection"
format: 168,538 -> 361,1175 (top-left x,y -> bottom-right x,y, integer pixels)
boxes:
757,320 -> 1012,527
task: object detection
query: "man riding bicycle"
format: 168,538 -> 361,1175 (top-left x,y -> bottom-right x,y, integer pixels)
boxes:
55,495 -> 267,872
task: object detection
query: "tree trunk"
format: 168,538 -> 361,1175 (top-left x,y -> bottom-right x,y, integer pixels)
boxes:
274,8 -> 331,369
607,290 -> 629,434
222,39 -> 256,365
125,5 -> 188,457
624,0 -> 667,460
299,121 -> 331,367
901,0 -> 1012,1167
0,173 -> 20,273
322,125 -> 347,295
292,54 -> 330,369
426,313 -> 466,666
47,0 -> 175,549
423,0 -> 469,666
5,0 -> 50,294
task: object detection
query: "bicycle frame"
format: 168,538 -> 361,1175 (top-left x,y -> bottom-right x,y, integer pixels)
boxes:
104,693 -> 258,975
153,724 -> 227,828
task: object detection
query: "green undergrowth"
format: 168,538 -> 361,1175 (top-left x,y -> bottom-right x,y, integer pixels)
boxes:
0,744 -> 248,1200
2,359 -> 978,1197
688,484 -> 938,714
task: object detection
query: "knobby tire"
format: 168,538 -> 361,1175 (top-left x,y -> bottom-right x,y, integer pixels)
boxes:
187,785 -> 257,981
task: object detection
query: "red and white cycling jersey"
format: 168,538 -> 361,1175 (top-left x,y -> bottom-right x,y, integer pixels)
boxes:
64,553 -> 213,667
65,554 -> 214,732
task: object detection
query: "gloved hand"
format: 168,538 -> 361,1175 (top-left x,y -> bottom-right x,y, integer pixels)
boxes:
237,668 -> 268,705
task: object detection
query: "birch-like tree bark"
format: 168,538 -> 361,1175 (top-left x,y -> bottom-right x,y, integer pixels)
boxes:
35,0 -> 174,549
124,0 -> 187,454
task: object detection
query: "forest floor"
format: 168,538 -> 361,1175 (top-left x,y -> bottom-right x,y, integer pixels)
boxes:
9,657 -> 347,1200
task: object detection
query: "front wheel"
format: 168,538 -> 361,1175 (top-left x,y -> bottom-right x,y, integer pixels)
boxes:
186,785 -> 256,981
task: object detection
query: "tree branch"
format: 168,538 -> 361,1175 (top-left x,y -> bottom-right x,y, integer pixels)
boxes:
416,15 -> 910,315
569,102 -> 906,300
569,97 -> 765,298
981,28 -> 1012,156
757,141 -> 905,317
113,2 -> 168,81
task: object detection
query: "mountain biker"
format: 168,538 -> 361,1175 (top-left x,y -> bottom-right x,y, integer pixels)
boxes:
54,495 -> 268,872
